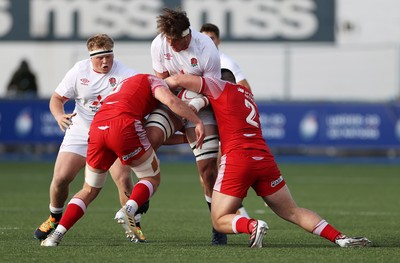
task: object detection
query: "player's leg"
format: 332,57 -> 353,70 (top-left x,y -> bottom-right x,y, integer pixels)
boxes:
41,164 -> 108,246
263,185 -> 371,247
185,123 -> 228,245
34,151 -> 85,240
109,159 -> 133,206
115,148 -> 161,242
216,147 -> 250,218
210,190 -> 268,248
108,158 -> 151,241
211,151 -> 269,248
125,105 -> 183,241
145,105 -> 183,151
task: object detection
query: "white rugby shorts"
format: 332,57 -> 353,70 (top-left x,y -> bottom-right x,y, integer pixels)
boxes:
59,120 -> 90,157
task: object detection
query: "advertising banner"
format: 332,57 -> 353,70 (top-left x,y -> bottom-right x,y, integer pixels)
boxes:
0,99 -> 74,143
259,102 -> 400,149
0,0 -> 335,42
1,100 -> 399,149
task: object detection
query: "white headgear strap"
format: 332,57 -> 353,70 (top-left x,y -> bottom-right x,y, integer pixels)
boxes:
181,28 -> 190,37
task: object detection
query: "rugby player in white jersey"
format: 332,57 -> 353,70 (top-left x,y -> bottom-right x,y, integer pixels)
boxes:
146,8 -> 247,245
34,34 -> 147,243
200,23 -> 252,92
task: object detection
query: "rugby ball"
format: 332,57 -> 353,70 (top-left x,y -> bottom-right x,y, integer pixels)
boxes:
177,89 -> 209,112
177,89 -> 202,102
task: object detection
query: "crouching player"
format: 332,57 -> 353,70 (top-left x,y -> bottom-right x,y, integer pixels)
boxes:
164,69 -> 372,248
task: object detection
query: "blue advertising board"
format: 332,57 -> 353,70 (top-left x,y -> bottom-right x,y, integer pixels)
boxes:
1,99 -> 400,149
259,102 -> 400,149
0,99 -> 74,144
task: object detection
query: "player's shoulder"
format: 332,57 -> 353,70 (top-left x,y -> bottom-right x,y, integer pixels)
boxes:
112,60 -> 138,76
65,59 -> 91,77
220,52 -> 240,68
191,29 -> 215,47
73,59 -> 91,69
151,33 -> 164,47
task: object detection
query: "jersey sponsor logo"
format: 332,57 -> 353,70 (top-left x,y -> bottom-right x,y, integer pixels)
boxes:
80,78 -> 90,86
271,176 -> 283,187
190,57 -> 198,67
164,53 -> 173,60
89,95 -> 103,113
91,95 -> 102,106
122,147 -> 143,161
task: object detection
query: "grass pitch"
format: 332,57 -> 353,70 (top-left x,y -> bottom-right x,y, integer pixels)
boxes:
0,161 -> 399,262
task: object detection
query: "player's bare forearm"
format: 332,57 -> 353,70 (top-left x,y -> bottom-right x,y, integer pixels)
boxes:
165,75 -> 202,93
49,92 -> 75,132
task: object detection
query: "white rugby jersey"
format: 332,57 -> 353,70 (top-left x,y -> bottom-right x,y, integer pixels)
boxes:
151,28 -> 221,78
55,59 -> 137,129
220,51 -> 246,83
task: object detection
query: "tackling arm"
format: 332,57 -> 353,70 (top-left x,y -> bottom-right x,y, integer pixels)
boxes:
165,75 -> 202,93
154,87 -> 205,148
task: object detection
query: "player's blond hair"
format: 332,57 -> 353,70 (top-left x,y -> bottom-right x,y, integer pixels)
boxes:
86,34 -> 114,52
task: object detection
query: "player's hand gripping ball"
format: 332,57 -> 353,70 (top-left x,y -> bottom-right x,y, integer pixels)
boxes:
177,89 -> 209,113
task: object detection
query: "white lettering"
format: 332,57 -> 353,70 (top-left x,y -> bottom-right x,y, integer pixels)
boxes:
280,0 -> 317,38
31,0 -> 80,37
260,113 -> 286,139
184,0 -> 318,39
325,113 -> 381,140
0,0 -> 12,36
79,0 -> 161,37
30,0 -> 162,38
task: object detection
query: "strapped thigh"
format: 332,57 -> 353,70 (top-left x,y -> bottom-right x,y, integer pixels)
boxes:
131,150 -> 160,178
189,135 -> 219,161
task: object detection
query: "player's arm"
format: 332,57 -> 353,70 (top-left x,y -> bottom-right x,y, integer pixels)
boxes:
49,92 -> 76,132
238,79 -> 252,92
154,70 -> 170,79
154,86 -> 205,148
165,74 -> 202,93
150,35 -> 170,80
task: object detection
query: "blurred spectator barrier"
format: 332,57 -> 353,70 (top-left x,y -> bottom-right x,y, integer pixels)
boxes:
1,99 -> 399,157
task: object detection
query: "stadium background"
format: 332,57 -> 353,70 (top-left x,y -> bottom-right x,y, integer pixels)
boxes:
0,0 -> 399,162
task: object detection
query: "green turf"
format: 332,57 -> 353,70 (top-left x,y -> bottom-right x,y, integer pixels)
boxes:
0,161 -> 399,262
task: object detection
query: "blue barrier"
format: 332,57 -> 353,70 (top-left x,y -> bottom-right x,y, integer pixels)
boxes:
259,101 -> 400,149
1,99 -> 400,150
0,99 -> 74,143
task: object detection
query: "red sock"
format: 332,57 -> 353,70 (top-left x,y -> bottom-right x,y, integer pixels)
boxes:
312,220 -> 341,242
59,198 -> 86,230
235,217 -> 256,234
129,181 -> 152,208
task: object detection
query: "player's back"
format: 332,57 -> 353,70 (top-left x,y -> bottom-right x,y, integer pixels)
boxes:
95,74 -> 159,121
202,78 -> 268,154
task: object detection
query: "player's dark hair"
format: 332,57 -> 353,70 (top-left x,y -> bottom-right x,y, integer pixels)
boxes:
157,8 -> 190,39
221,68 -> 236,84
200,23 -> 220,39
